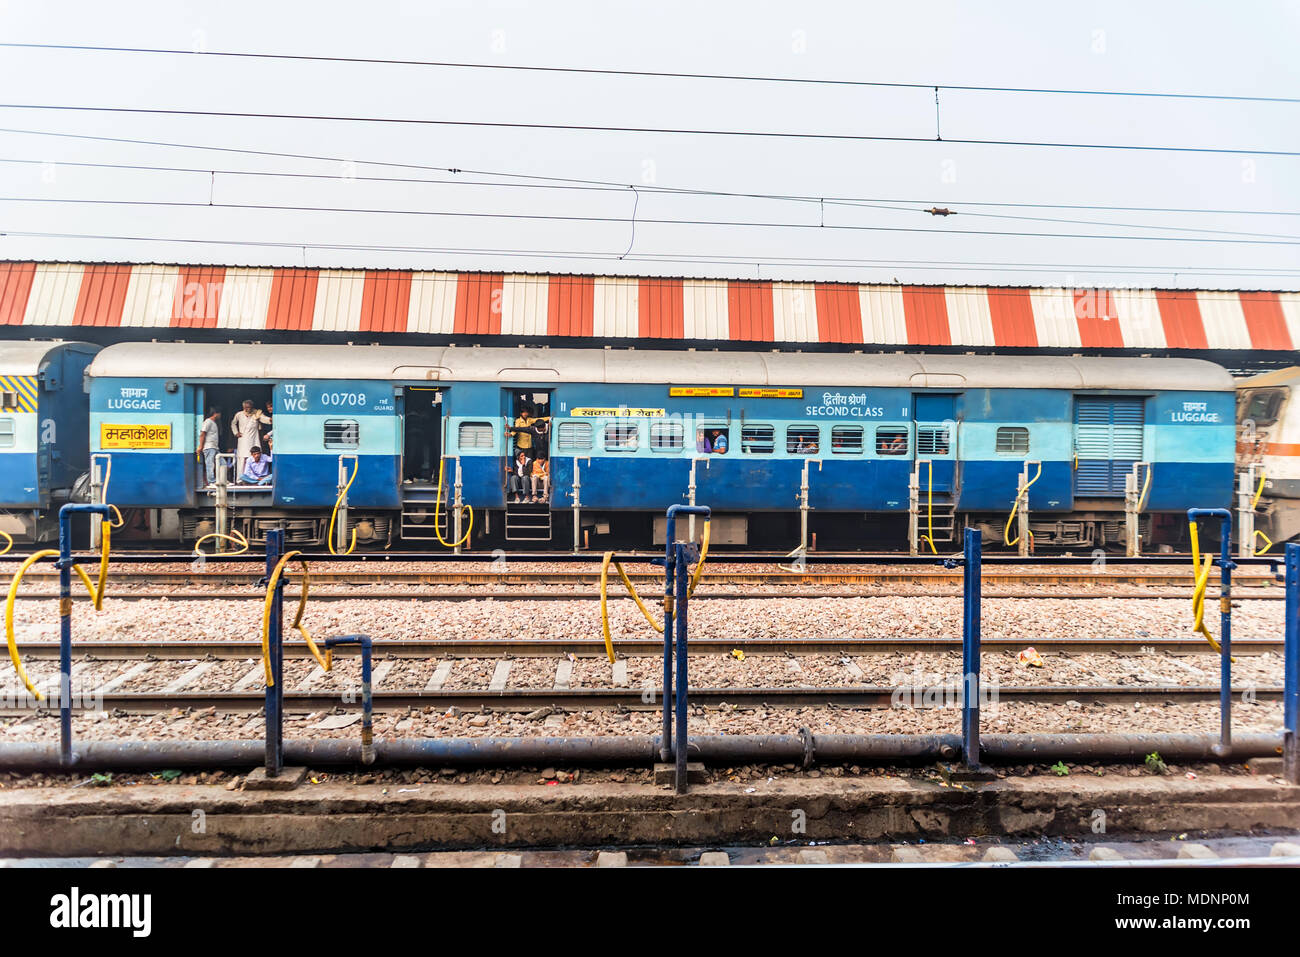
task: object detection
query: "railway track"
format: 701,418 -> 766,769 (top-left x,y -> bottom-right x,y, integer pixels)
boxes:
0,684 -> 1281,713
9,637 -> 1285,657
9,589 -> 1283,601
13,569 -> 1279,588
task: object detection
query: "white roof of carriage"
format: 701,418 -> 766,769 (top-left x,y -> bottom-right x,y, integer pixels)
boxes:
87,342 -> 1234,391
0,340 -> 97,377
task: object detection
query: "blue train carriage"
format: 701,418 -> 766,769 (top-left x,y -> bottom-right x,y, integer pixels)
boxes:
83,343 -> 1235,550
0,340 -> 99,542
87,343 -> 412,546
526,351 -> 1235,550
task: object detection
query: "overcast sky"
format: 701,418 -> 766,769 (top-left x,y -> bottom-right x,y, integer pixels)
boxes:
0,0 -> 1297,288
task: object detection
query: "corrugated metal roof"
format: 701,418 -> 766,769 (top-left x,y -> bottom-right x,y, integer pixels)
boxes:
6,262 -> 1296,352
87,342 -> 1234,391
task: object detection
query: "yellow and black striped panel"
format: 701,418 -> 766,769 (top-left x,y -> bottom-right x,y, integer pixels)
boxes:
0,374 -> 38,413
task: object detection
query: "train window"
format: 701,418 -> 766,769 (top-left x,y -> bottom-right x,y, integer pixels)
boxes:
556,421 -> 593,452
786,426 -> 820,455
324,419 -> 360,450
0,390 -> 17,410
0,417 -> 12,448
917,427 -> 951,455
650,421 -> 684,452
1242,389 -> 1285,427
456,421 -> 495,451
741,425 -> 774,454
875,427 -> 909,455
831,426 -> 864,454
604,423 -> 639,451
995,426 -> 1030,455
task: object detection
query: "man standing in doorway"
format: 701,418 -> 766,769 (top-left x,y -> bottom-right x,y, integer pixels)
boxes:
199,408 -> 221,486
232,399 -> 266,477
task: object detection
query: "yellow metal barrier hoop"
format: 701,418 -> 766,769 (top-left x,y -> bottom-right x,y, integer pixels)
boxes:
598,520 -> 710,663
5,530 -> 111,699
260,550 -> 327,686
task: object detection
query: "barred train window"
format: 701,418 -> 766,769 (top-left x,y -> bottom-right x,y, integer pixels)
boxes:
0,417 -> 13,448
831,426 -> 863,454
324,418 -> 360,449
995,426 -> 1030,455
556,421 -> 593,452
875,427 -> 909,455
455,421 -> 494,451
786,426 -> 820,455
916,426 -> 951,455
741,425 -> 774,454
650,421 -> 684,451
604,423 -> 639,451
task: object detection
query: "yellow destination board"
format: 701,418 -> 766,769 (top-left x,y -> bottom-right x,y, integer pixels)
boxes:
739,388 -> 803,398
669,387 -> 734,397
101,423 -> 172,449
569,408 -> 666,418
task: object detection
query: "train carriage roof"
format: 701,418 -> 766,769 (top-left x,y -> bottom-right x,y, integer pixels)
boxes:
0,340 -> 96,377
87,342 -> 1234,391
1236,367 -> 1300,390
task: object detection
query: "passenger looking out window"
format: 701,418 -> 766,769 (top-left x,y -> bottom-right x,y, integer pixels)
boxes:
232,399 -> 269,476
695,428 -> 729,454
239,446 -> 272,486
531,451 -> 550,503
199,408 -> 221,487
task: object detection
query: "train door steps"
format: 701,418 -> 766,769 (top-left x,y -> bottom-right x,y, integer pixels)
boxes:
399,502 -> 450,542
1,764 -> 1297,857
506,502 -> 552,542
921,498 -> 958,544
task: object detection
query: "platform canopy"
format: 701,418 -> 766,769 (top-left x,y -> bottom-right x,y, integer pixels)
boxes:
1,261 -> 1297,353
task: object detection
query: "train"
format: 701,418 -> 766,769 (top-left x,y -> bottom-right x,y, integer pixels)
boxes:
0,338 -> 1253,551
1236,367 -> 1300,548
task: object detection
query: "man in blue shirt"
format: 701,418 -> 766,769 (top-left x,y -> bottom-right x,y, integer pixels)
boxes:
240,446 -> 273,485
710,430 -> 729,454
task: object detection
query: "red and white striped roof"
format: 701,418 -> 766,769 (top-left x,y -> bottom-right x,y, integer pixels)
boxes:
1,262 -> 1296,352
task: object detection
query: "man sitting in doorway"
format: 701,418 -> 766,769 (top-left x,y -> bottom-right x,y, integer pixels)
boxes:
530,450 -> 550,503
239,446 -> 273,486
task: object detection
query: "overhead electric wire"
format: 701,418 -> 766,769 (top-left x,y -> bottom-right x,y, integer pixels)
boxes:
3,41 -> 1298,105
5,194 -> 1300,246
4,229 -> 1297,280
0,103 -> 1296,157
2,157 -> 1293,242
4,126 -> 1297,220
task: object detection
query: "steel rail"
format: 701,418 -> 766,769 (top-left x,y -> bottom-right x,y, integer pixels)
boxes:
9,637 -> 1286,658
0,684 -> 1282,713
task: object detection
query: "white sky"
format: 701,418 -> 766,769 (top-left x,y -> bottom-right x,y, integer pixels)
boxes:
0,0 -> 1297,289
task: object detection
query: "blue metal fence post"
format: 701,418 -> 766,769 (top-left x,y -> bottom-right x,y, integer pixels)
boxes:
1285,543 -> 1299,783
660,517 -> 676,763
961,527 -> 982,767
323,635 -> 374,765
265,528 -> 285,775
55,503 -> 111,767
673,541 -> 690,794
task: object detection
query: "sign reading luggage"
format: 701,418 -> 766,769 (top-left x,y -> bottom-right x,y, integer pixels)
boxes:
101,424 -> 172,449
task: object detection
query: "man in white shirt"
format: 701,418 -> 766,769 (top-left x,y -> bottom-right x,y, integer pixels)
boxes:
231,399 -> 265,476
199,408 -> 221,486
